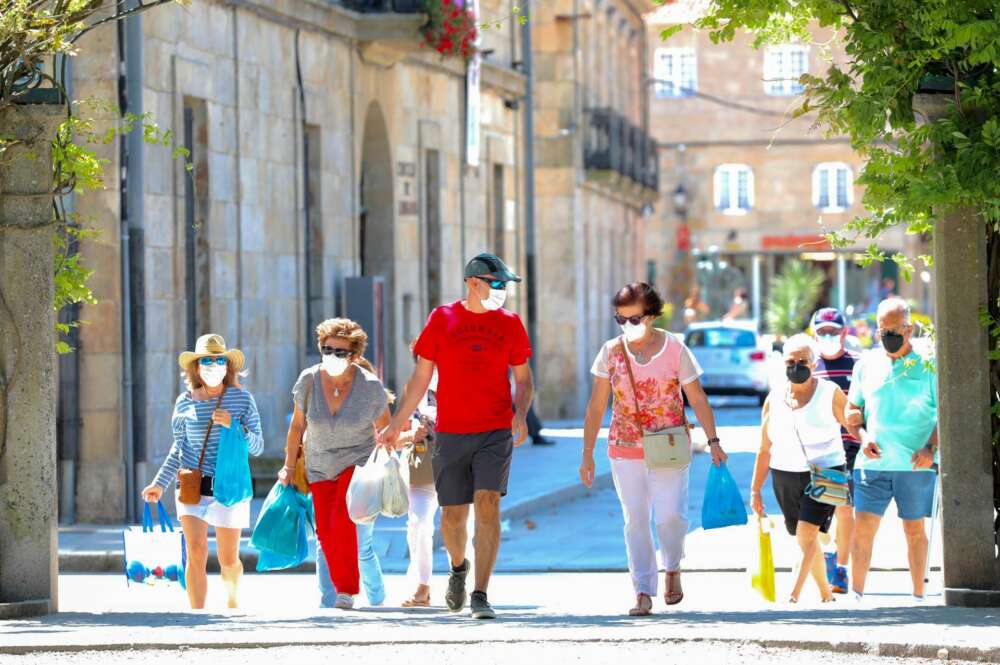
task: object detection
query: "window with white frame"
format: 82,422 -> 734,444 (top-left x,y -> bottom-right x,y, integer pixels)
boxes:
714,164 -> 753,214
654,47 -> 697,98
763,44 -> 808,96
813,162 -> 853,211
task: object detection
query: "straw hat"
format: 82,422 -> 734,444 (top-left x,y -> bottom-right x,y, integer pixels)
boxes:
178,334 -> 245,372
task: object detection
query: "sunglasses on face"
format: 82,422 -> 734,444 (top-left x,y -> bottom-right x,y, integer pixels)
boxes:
614,314 -> 647,326
198,356 -> 228,367
321,346 -> 353,358
474,276 -> 507,290
784,359 -> 809,368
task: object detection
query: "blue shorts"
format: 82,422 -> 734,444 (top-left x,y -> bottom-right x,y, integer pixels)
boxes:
853,469 -> 936,520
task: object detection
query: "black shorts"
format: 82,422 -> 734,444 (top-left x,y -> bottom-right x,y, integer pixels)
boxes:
433,429 -> 513,506
771,467 -> 842,536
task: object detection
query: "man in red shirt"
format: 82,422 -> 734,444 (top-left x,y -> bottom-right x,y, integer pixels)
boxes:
379,253 -> 534,619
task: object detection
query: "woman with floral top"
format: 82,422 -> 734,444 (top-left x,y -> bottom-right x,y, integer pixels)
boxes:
579,283 -> 727,616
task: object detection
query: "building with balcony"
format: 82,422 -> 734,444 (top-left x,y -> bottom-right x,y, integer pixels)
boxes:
645,3 -> 931,330
529,0 -> 660,420
64,0 -> 530,522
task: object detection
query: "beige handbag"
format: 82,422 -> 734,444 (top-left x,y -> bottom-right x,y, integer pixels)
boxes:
408,413 -> 436,487
619,338 -> 693,470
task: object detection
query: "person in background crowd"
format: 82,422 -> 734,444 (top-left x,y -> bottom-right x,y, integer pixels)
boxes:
526,405 -> 555,446
280,319 -> 392,610
142,334 -> 263,609
683,285 -> 710,326
380,253 -> 533,620
722,288 -> 749,321
751,334 -> 855,604
810,307 -> 862,595
846,298 -> 938,603
581,282 -> 727,616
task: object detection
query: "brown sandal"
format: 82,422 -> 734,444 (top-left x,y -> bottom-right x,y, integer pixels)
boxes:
402,586 -> 431,608
629,593 -> 653,616
665,571 -> 684,606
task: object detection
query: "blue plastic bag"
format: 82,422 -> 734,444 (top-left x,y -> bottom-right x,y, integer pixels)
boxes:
701,462 -> 749,530
213,423 -> 253,507
250,482 -> 314,570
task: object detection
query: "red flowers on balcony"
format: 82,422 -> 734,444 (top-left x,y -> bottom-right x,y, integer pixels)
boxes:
422,0 -> 477,60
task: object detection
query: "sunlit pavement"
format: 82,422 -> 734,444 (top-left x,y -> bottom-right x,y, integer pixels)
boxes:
2,571 -> 997,662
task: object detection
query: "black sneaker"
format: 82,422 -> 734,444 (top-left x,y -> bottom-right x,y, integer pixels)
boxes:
445,559 -> 469,612
470,591 -> 496,619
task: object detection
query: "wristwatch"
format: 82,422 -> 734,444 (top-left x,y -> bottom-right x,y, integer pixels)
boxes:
707,437 -> 721,445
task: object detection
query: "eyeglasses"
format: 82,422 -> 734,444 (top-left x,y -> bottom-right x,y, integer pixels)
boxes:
877,326 -> 910,336
784,359 -> 810,367
614,314 -> 647,326
474,276 -> 507,290
321,346 -> 353,358
198,356 -> 228,367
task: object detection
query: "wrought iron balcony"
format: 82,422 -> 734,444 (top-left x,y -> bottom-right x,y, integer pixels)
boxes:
583,107 -> 659,193
340,0 -> 423,12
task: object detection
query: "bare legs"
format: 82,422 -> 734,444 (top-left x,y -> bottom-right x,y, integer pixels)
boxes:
216,526 -> 243,608
850,511 -> 881,595
179,516 -> 209,609
902,518 -> 928,598
834,505 -> 855,568
791,521 -> 834,602
439,490 -> 502,593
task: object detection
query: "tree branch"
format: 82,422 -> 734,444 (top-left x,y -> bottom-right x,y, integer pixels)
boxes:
71,0 -> 179,44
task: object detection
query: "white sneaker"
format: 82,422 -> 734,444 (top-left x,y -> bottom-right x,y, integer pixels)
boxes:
334,593 -> 355,609
850,590 -> 864,603
913,594 -> 926,603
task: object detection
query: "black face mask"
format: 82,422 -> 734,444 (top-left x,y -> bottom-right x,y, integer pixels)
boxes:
786,362 -> 812,384
881,331 -> 905,354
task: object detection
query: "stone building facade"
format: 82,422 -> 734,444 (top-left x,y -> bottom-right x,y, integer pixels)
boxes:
529,0 -> 660,420
645,3 -> 931,325
66,0 -> 531,522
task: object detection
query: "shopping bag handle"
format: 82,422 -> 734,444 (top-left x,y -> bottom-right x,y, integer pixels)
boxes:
142,500 -> 175,533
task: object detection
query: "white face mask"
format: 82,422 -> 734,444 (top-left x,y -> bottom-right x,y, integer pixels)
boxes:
481,288 -> 508,311
621,321 -> 647,343
322,354 -> 350,377
200,364 -> 227,388
816,334 -> 844,358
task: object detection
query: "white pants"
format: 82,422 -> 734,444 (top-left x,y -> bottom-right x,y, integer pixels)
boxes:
611,458 -> 690,596
406,486 -> 439,586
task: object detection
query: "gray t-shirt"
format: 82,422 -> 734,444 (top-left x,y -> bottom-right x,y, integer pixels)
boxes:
292,364 -> 388,483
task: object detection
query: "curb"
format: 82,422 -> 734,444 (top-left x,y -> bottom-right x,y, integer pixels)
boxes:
59,471 -> 614,575
0,635 -> 995,662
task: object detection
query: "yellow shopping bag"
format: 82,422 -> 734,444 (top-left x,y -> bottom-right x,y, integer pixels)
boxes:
750,516 -> 776,602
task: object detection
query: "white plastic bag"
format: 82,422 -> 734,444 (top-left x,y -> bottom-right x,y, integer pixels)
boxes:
123,501 -> 186,589
380,451 -> 409,518
347,448 -> 385,525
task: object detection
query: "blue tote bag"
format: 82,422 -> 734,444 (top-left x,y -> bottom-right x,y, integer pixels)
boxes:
122,500 -> 186,588
213,423 -> 253,506
250,482 -> 314,569
701,462 -> 749,530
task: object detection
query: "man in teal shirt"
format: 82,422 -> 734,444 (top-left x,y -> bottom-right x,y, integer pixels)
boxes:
846,298 -> 938,602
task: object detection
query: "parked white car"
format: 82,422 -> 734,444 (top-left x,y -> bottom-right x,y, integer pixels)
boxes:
682,321 -> 771,405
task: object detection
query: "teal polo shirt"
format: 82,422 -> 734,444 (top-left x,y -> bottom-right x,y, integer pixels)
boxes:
848,348 -> 938,472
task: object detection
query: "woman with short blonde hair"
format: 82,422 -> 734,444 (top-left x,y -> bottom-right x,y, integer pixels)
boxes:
280,318 -> 393,609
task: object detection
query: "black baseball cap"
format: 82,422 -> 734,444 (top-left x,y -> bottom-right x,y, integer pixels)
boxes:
463,253 -> 522,282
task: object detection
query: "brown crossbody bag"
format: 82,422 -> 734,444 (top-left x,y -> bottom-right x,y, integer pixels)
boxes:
177,389 -> 226,505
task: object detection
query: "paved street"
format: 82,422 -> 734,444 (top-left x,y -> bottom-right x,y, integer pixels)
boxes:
2,572 -> 997,662
0,641 -> 980,665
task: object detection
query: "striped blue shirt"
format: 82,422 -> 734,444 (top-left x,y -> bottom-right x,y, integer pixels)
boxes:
153,387 -> 264,489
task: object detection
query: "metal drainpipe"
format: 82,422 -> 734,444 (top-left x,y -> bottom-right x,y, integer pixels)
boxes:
520,1 -> 538,372
56,52 -> 80,525
118,3 -> 144,523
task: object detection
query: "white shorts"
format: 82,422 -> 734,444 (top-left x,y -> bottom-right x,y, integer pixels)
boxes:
175,493 -> 250,530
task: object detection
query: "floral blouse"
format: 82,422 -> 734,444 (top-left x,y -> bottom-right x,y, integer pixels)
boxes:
591,331 -> 702,459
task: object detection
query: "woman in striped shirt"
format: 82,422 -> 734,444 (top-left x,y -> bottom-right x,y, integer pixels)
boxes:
141,334 -> 263,609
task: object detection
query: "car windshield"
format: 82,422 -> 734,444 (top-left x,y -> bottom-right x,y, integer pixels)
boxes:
686,328 -> 756,348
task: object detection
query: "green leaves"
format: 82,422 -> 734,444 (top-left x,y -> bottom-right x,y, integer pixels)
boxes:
764,259 -> 826,337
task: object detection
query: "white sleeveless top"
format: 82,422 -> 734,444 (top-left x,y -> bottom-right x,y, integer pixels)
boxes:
767,379 -> 846,472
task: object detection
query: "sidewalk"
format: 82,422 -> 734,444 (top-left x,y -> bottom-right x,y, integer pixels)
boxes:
2,572 -> 998,661
58,425 -> 610,574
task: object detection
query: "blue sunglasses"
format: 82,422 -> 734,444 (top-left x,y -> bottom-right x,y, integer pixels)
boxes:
474,276 -> 507,290
198,356 -> 228,367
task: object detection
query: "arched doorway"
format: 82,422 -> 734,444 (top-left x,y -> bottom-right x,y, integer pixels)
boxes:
359,102 -> 395,387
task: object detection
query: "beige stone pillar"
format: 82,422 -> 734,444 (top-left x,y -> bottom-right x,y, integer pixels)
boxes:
0,101 -> 64,618
914,94 -> 1000,606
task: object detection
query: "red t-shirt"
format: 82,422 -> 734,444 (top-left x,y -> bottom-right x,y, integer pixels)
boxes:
413,301 -> 532,434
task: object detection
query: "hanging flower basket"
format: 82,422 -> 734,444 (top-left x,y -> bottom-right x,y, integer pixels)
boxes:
421,0 -> 477,60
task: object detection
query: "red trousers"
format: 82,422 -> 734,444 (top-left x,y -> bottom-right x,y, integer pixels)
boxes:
310,467 -> 359,596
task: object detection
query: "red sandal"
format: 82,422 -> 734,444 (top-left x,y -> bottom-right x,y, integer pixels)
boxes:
665,571 -> 684,606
